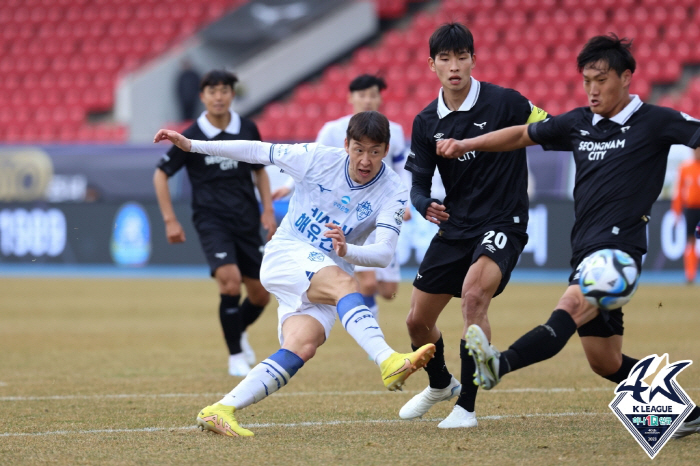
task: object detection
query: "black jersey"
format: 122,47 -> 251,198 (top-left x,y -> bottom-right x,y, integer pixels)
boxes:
157,112 -> 265,232
528,97 -> 700,264
405,79 -> 547,239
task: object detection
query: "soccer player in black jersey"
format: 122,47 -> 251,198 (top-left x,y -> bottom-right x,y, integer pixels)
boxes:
438,34 -> 700,437
399,23 -> 548,428
154,70 -> 277,377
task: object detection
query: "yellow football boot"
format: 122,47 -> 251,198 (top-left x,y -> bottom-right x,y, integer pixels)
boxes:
196,403 -> 254,437
380,343 -> 436,391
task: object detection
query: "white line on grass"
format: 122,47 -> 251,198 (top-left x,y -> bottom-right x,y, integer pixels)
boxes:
5,385 -> 674,402
0,411 -> 609,437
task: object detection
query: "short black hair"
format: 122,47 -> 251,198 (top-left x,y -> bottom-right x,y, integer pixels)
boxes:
199,69 -> 238,92
346,111 -> 390,146
349,74 -> 387,93
577,34 -> 636,76
429,23 -> 475,59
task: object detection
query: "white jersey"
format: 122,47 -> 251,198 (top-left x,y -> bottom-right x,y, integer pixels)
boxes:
271,143 -> 407,275
189,139 -> 408,276
316,115 -> 408,174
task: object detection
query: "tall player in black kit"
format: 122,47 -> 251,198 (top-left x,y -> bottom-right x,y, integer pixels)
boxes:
399,23 -> 548,428
439,34 -> 700,437
154,70 -> 277,377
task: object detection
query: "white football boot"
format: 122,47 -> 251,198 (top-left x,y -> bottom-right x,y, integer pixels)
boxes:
672,416 -> 700,439
465,324 -> 501,390
240,331 -> 256,365
399,376 -> 462,419
438,405 -> 478,429
228,353 -> 251,377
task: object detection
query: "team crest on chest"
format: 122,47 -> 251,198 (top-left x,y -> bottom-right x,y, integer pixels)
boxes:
356,201 -> 373,221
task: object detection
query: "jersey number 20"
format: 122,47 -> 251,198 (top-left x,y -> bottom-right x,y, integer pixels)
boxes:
482,231 -> 507,249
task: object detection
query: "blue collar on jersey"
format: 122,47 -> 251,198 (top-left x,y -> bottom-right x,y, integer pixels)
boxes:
344,156 -> 386,190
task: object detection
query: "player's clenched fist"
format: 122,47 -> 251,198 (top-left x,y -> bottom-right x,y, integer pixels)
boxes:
154,129 -> 192,152
436,138 -> 471,159
425,202 -> 449,225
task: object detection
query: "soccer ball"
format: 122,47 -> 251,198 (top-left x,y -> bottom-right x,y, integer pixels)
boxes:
579,249 -> 639,310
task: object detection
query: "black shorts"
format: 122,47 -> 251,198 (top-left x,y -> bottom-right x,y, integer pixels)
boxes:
684,208 -> 700,238
193,213 -> 263,278
413,227 -> 527,298
568,249 -> 640,338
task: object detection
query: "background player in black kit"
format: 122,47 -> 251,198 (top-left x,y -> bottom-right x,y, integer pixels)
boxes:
154,70 -> 277,377
438,34 -> 700,437
399,23 -> 547,428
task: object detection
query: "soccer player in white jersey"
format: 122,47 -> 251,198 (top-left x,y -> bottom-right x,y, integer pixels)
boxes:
272,75 -> 411,320
154,111 -> 435,438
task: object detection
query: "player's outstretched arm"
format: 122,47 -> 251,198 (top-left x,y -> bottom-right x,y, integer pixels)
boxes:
436,124 -> 534,159
154,129 -> 192,152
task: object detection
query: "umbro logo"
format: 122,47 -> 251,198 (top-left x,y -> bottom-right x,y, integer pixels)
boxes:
318,184 -> 332,193
580,130 -> 590,136
621,126 -> 631,133
433,133 -> 444,140
474,122 -> 487,129
215,252 -> 227,259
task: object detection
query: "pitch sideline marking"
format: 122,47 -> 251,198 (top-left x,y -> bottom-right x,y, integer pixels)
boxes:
0,411 -> 608,437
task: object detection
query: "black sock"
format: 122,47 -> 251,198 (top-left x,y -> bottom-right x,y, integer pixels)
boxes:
602,355 -> 639,384
240,298 -> 265,329
456,338 -> 478,412
685,406 -> 700,423
499,309 -> 577,377
413,335 -> 451,389
219,294 -> 242,354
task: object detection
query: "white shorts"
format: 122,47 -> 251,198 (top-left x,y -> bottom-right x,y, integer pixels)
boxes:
260,239 -> 339,345
353,230 -> 401,282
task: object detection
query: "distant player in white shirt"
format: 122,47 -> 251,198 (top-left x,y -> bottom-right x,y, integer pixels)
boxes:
272,74 -> 411,321
154,111 -> 435,438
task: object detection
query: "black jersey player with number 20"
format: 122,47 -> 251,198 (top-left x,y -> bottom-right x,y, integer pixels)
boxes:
400,23 -> 548,429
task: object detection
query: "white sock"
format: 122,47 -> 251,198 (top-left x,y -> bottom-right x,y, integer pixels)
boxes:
337,293 -> 393,365
219,349 -> 303,409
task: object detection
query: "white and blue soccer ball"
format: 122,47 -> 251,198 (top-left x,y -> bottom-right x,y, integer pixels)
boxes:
579,249 -> 639,310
